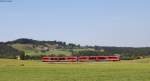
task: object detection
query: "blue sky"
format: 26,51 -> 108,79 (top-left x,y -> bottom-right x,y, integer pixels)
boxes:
0,0 -> 150,47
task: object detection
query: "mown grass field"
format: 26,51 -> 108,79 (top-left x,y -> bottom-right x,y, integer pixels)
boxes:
0,59 -> 150,81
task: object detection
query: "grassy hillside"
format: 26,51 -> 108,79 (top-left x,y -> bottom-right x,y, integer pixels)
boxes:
10,44 -> 70,56
10,44 -> 93,56
0,44 -> 24,59
0,59 -> 150,81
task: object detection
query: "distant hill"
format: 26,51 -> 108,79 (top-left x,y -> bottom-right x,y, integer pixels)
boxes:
6,38 -> 80,49
4,38 -> 81,56
6,38 -> 65,47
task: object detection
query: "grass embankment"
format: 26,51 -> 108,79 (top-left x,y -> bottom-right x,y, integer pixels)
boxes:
0,59 -> 150,81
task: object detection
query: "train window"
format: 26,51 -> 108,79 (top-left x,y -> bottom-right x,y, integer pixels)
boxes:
59,58 -> 65,60
50,58 -> 54,60
54,58 -> 57,60
97,57 -> 106,59
43,58 -> 49,60
50,58 -> 57,60
108,57 -> 117,59
89,57 -> 96,60
79,57 -> 87,59
67,57 -> 77,60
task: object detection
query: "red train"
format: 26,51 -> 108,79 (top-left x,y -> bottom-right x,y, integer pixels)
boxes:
42,56 -> 120,62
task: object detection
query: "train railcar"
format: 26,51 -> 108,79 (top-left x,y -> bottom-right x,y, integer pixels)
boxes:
42,56 -> 120,62
78,56 -> 89,62
65,56 -> 78,62
96,56 -> 120,61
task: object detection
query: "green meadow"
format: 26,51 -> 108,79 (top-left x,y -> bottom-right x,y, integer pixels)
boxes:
0,59 -> 150,81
